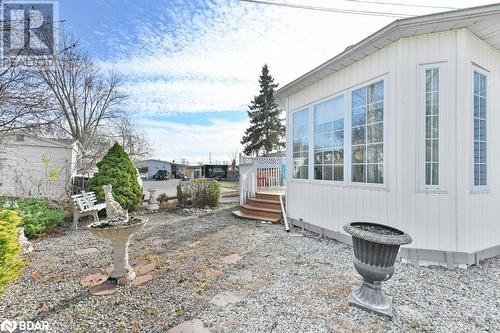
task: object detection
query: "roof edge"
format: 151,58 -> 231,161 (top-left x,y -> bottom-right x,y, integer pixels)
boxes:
276,3 -> 500,99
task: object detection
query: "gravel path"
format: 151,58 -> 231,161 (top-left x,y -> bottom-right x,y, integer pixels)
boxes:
1,207 -> 498,332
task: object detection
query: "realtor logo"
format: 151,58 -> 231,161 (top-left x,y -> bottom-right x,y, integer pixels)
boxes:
0,319 -> 17,333
1,0 -> 58,63
1,319 -> 50,332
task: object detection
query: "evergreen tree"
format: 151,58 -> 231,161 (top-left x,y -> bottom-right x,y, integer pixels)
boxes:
241,64 -> 285,156
88,143 -> 142,211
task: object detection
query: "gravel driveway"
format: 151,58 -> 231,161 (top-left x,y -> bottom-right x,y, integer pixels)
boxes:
1,207 -> 498,332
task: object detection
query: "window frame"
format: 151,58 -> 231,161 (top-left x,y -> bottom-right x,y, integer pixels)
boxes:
291,107 -> 310,180
312,94 -> 345,183
287,74 -> 388,190
347,76 -> 387,187
471,66 -> 489,190
418,62 -> 446,192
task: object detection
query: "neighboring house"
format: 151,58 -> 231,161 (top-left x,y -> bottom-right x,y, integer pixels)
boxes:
186,165 -> 202,179
0,133 -> 80,199
276,4 -> 500,267
139,159 -> 172,179
171,162 -> 188,178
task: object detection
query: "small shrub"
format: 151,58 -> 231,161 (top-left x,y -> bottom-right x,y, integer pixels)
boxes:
16,199 -> 66,238
88,143 -> 142,211
0,197 -> 66,238
0,209 -> 25,292
177,180 -> 221,208
176,184 -> 191,207
158,193 -> 169,204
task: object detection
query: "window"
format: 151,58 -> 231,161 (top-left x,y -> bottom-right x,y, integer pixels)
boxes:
351,81 -> 384,184
314,96 -> 344,181
292,108 -> 309,179
425,68 -> 439,185
473,71 -> 487,186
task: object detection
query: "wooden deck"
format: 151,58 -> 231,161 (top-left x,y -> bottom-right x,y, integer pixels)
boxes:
232,190 -> 285,223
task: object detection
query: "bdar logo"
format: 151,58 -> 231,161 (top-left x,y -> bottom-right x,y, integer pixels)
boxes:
0,319 -> 17,333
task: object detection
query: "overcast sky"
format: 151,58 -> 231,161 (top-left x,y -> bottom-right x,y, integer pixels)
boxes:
60,0 -> 499,164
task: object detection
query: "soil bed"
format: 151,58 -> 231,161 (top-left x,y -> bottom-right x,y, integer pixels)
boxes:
351,223 -> 403,236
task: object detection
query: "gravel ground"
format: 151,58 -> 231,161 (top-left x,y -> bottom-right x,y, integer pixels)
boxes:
0,207 -> 498,333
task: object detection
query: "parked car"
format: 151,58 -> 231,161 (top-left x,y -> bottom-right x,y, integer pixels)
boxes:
207,174 -> 221,181
153,170 -> 169,181
71,175 -> 91,194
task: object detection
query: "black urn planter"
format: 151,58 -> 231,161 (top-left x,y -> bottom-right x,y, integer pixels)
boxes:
343,222 -> 412,317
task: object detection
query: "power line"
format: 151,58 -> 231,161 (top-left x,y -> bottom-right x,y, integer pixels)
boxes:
240,0 -> 414,18
342,0 -> 460,10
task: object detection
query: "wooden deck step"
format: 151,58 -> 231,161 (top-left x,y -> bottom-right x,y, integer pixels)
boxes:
255,192 -> 283,202
240,204 -> 282,220
247,197 -> 282,210
231,210 -> 281,223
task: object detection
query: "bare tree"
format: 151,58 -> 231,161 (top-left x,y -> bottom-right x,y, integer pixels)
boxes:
111,117 -> 152,165
0,14 -> 58,142
32,36 -> 127,153
0,67 -> 42,140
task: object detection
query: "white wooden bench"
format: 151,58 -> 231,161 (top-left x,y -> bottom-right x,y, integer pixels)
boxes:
71,191 -> 106,229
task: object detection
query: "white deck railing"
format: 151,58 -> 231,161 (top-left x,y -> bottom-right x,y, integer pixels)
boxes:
239,154 -> 285,205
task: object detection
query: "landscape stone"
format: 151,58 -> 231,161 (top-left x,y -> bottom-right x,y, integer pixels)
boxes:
222,254 -> 242,264
89,281 -> 117,296
210,291 -> 242,307
80,274 -> 108,287
131,274 -> 154,286
135,263 -> 156,276
229,269 -> 253,282
74,248 -> 98,256
29,255 -> 60,268
168,319 -> 212,333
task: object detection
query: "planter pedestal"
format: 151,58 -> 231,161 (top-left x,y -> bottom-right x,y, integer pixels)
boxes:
88,218 -> 147,283
344,222 -> 412,317
147,188 -> 160,211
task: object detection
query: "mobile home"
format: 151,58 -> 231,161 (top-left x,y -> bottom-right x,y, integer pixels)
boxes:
276,4 -> 500,267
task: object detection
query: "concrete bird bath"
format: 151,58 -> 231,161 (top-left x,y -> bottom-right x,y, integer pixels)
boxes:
343,222 -> 412,317
147,188 -> 160,211
88,185 -> 147,283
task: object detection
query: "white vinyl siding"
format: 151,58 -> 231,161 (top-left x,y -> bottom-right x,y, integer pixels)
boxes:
284,29 -> 500,263
473,71 -> 487,187
351,80 -> 384,184
314,96 -> 344,181
425,68 -> 440,185
292,108 -> 309,179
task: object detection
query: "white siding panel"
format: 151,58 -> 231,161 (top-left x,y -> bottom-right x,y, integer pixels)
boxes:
286,30 -> 469,254
0,140 -> 74,199
462,30 -> 500,252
